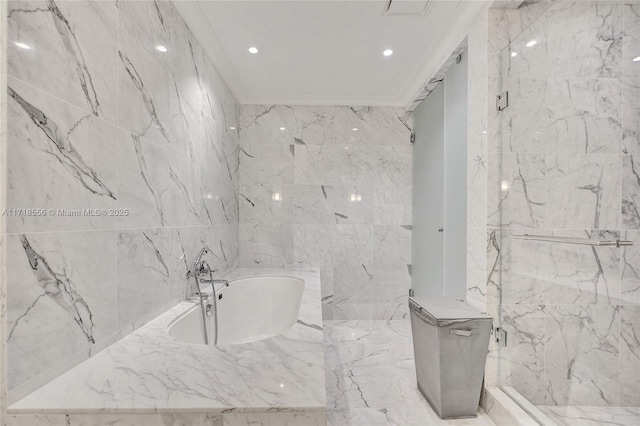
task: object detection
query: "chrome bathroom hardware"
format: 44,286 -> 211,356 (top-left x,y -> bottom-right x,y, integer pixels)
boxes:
496,91 -> 509,111
512,234 -> 633,247
495,327 -> 507,347
186,247 -> 229,345
187,247 -> 212,344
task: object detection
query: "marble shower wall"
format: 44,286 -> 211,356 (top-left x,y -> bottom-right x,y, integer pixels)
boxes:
238,105 -> 412,320
487,0 -> 640,407
5,0 -> 239,402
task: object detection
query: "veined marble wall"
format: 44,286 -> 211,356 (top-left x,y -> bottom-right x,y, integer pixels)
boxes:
5,0 -> 239,402
487,0 -> 640,407
238,106 -> 412,320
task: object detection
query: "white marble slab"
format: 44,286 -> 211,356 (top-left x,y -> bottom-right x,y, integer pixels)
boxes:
9,268 -> 325,414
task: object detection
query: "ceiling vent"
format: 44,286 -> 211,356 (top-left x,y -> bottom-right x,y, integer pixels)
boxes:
383,0 -> 432,16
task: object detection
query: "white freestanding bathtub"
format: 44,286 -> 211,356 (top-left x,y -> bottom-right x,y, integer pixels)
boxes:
169,276 -> 305,345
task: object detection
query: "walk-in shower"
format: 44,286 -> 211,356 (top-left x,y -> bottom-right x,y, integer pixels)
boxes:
491,1 -> 640,424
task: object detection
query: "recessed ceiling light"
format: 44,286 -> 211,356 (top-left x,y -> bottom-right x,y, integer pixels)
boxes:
279,127 -> 286,131
633,56 -> 640,62
383,49 -> 393,57
155,45 -> 168,53
525,40 -> 537,48
511,51 -> 518,58
229,126 -> 236,130
248,46 -> 259,54
352,128 -> 358,131
15,41 -> 31,50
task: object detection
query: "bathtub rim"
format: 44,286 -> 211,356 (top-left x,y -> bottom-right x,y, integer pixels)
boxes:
166,275 -> 306,346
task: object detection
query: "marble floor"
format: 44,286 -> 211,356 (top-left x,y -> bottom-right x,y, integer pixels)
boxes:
539,406 -> 640,426
323,320 -> 495,426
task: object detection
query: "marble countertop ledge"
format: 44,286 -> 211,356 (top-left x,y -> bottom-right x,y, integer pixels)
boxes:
9,268 -> 326,414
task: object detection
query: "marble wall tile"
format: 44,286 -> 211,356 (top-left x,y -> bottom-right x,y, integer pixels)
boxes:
117,129 -> 201,229
239,144 -> 294,186
500,78 -> 547,153
239,183 -> 294,225
621,230 -> 640,306
548,1 -> 623,78
502,13 -> 548,79
331,225 -> 374,320
6,231 -> 117,392
293,225 -> 334,267
117,29 -> 173,151
290,106 -> 336,146
333,106 -> 411,146
292,225 -> 334,319
334,146 -> 412,186
488,1 -> 549,58
486,229 -> 501,306
117,228 -> 189,333
250,105 -> 298,146
293,145 -> 337,185
197,167 -> 226,226
332,260 -> 373,320
373,185 -> 412,226
619,306 -> 640,392
498,229 -> 546,305
167,29 -> 210,164
619,152 -> 639,226
623,4 -> 640,80
620,380 -> 640,407
622,79 -> 640,155
373,225 -> 411,267
118,0 -> 171,74
500,305 -> 546,384
546,305 -> 619,382
372,264 -> 411,320
488,152 -> 546,228
619,308 -> 640,419
466,227 -> 488,304
7,0 -> 118,122
294,184 -> 373,225
467,132 -> 487,229
546,154 -> 621,229
332,224 -> 373,266
94,1 -> 119,25
545,379 -> 619,406
7,76 -> 118,233
545,230 -> 622,305
486,77 -> 502,154
238,223 -> 293,267
548,78 -> 622,154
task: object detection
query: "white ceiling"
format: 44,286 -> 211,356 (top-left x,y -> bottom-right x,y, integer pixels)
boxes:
173,1 -> 488,107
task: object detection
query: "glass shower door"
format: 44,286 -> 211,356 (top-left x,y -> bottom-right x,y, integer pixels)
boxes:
494,1 -> 640,424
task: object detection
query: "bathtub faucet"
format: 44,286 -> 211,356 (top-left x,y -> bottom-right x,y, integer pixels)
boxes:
186,246 -> 229,345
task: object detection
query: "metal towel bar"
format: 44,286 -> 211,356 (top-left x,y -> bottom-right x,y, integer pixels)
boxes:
512,234 -> 633,247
